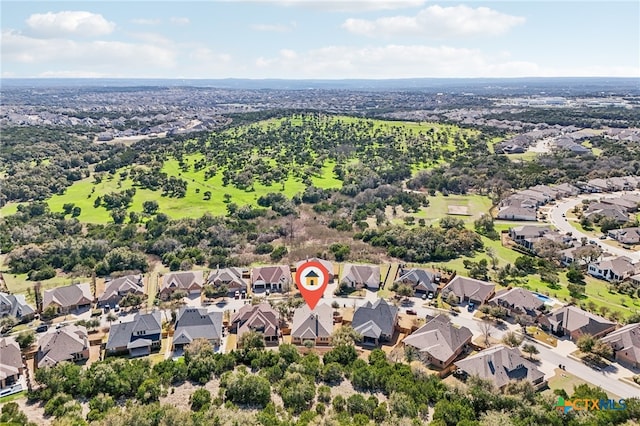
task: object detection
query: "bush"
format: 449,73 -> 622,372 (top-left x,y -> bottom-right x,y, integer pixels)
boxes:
190,388 -> 211,412
28,266 -> 56,281
270,246 -> 288,261
254,243 -> 274,254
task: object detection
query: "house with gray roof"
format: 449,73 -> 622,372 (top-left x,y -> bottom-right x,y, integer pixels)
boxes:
601,323 -> 640,369
454,345 -> 545,389
351,299 -> 398,346
496,205 -> 537,221
341,264 -> 381,290
0,336 -> 24,394
508,226 -> 553,250
608,227 -> 640,245
230,303 -> 280,345
207,267 -> 248,296
0,292 -> 35,322
586,207 -> 629,224
441,276 -> 495,306
488,287 -> 545,322
394,268 -> 439,296
98,274 -> 145,307
588,256 -> 637,282
291,303 -> 333,346
172,307 -> 223,350
553,183 -> 580,197
540,305 -> 616,341
106,311 -> 162,357
159,270 -> 204,300
251,265 -> 292,291
403,315 -> 472,368
43,283 -> 93,314
36,325 -> 90,368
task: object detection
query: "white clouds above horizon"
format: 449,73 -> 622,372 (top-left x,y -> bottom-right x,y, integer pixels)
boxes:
343,5 -> 525,38
25,11 -> 116,38
250,22 -> 296,32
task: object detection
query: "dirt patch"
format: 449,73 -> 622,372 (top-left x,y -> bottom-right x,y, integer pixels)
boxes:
16,398 -> 51,426
447,205 -> 470,216
161,379 -> 222,411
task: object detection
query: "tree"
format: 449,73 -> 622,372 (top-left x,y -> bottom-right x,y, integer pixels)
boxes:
119,293 -> 143,308
270,246 -> 288,261
15,330 -> 36,349
136,377 -> 161,403
521,343 -> 539,360
479,319 -> 493,346
142,200 -> 159,215
0,315 -> 17,333
501,331 -> 523,348
71,206 -> 81,217
190,388 -> 211,412
331,325 -> 362,346
592,340 -> 613,359
238,330 -> 265,350
567,264 -> 586,284
576,334 -> 596,354
395,283 -> 414,300
224,371 -> 271,408
568,283 -> 586,298
329,243 -> 350,261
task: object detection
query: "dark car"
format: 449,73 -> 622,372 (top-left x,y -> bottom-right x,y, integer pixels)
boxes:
35,324 -> 48,333
467,302 -> 475,312
406,309 -> 417,315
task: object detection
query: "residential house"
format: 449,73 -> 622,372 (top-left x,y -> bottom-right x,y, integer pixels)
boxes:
43,283 -> 93,314
496,205 -> 538,221
553,183 -> 580,198
394,268 -> 439,296
105,311 -> 162,357
159,270 -> 204,300
296,258 -> 335,282
601,323 -> 640,368
488,288 -> 545,323
630,274 -> 640,286
601,198 -> 638,213
587,178 -> 615,192
441,276 -> 496,305
608,227 -> 640,245
586,207 -> 629,225
509,226 -> 552,250
529,185 -> 561,200
251,265 -> 292,292
172,307 -> 223,350
403,315 -> 472,368
0,336 -> 23,393
454,345 -> 546,389
230,303 -> 280,345
98,274 -> 145,307
207,267 -> 248,296
560,246 -> 604,267
340,263 -> 381,290
291,303 -> 333,346
541,305 -> 617,340
36,325 -> 90,368
588,256 -> 637,282
351,299 -> 398,346
0,292 -> 35,321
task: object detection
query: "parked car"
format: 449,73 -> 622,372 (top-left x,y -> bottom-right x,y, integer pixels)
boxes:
421,293 -> 427,300
467,302 -> 475,312
103,304 -> 110,313
36,324 -> 48,333
234,291 -> 240,299
114,304 -> 120,312
406,309 -> 417,315
265,289 -> 270,296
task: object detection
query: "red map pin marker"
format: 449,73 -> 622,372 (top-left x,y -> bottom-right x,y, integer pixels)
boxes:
295,260 -> 330,310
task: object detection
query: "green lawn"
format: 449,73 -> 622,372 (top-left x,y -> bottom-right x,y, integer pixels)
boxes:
412,194 -> 493,225
0,390 -> 27,404
1,269 -> 80,300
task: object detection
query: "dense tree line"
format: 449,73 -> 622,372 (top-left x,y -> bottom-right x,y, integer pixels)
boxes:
26,339 -> 640,425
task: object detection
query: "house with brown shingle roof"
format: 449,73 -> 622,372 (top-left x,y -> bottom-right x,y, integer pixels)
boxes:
540,305 -> 617,341
207,267 -> 248,296
296,258 -> 335,281
0,292 -> 35,321
251,265 -> 292,292
36,325 -> 89,369
394,268 -> 439,296
159,270 -> 204,300
230,303 -> 280,345
403,315 -> 472,368
488,287 -> 545,322
0,336 -> 23,392
43,283 -> 93,314
454,345 -> 545,389
98,274 -> 145,307
441,276 -> 495,305
291,303 -> 333,346
340,263 -> 381,290
351,299 -> 398,346
600,323 -> 640,369
608,227 -> 640,245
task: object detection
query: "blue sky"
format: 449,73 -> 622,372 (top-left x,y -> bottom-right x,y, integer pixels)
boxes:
1,1 -> 638,79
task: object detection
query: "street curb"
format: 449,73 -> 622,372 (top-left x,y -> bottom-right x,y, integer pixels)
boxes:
619,377 -> 640,389
521,334 -> 556,350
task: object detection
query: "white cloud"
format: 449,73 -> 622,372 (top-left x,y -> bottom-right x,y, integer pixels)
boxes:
25,11 -> 115,38
250,23 -> 296,32
343,5 -> 525,38
255,44 -> 545,78
1,29 -> 176,75
170,17 -> 190,25
130,18 -> 162,26
273,0 -> 427,12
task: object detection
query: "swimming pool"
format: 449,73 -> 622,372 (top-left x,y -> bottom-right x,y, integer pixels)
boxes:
534,293 -> 554,305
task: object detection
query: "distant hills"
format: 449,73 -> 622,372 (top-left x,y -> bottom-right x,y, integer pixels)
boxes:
2,77 -> 639,94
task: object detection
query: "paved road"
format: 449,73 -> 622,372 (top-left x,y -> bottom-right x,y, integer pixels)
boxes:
547,191 -> 640,262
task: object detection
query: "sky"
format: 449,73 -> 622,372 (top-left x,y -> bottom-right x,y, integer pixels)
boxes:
1,1 -> 639,79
